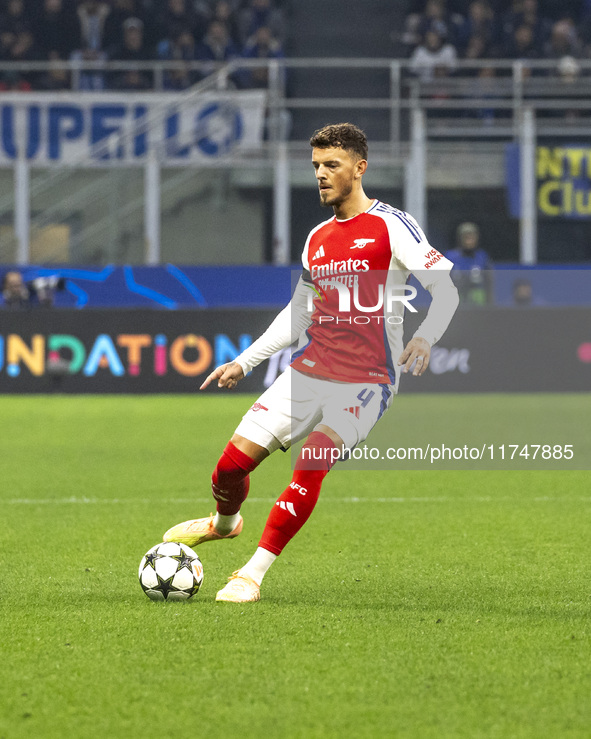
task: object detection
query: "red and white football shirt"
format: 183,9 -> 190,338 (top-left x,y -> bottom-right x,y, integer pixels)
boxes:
290,200 -> 454,385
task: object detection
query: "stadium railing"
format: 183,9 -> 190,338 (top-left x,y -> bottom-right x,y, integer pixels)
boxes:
3,56 -> 591,138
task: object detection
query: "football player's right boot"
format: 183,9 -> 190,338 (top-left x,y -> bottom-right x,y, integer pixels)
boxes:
163,514 -> 243,547
215,571 -> 261,603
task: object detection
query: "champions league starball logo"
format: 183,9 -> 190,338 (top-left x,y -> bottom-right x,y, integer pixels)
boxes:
194,102 -> 244,157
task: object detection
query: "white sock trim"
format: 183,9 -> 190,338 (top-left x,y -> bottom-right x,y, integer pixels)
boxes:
213,512 -> 241,534
240,547 -> 277,586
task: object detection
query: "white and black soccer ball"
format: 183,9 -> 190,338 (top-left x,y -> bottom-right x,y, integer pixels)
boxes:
138,542 -> 204,601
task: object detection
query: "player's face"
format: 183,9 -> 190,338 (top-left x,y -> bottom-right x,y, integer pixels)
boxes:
312,147 -> 360,209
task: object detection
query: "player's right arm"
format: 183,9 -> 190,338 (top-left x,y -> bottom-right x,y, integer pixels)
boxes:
199,361 -> 244,390
200,275 -> 314,390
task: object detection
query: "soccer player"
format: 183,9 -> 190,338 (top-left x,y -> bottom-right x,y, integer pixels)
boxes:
163,123 -> 459,602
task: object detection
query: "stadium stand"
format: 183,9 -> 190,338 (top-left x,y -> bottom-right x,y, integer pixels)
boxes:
4,1 -> 591,93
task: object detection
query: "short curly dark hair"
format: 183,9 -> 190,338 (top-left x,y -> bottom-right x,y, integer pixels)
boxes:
309,123 -> 368,161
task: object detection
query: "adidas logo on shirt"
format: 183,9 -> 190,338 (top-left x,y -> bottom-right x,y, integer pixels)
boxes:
311,245 -> 326,260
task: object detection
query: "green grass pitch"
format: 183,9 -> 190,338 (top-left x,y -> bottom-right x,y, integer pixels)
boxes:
1,394 -> 590,739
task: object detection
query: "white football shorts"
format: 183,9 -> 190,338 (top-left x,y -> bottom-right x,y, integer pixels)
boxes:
234,366 -> 393,454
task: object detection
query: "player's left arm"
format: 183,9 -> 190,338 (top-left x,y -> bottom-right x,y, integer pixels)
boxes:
398,335 -> 431,376
387,212 -> 459,376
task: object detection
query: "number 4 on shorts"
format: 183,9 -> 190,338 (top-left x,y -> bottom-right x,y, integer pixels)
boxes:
357,389 -> 375,408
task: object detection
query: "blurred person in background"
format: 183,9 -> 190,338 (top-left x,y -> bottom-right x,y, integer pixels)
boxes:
242,24 -> 289,135
37,49 -> 72,90
512,278 -> 532,305
456,0 -> 496,55
32,0 -> 79,60
0,0 -> 39,89
445,221 -> 492,305
157,0 -> 207,45
410,27 -> 458,82
1,271 -> 65,309
462,63 -> 499,124
108,16 -> 153,90
512,278 -> 549,306
0,0 -> 29,39
70,0 -> 111,90
195,19 -> 242,84
157,28 -> 197,90
3,29 -> 41,89
103,0 -> 156,57
238,0 -> 284,47
400,0 -> 484,56
1,271 -> 30,309
556,54 -> 580,82
464,33 -> 491,61
543,19 -> 582,60
241,25 -> 285,89
500,0 -> 552,51
502,22 -> 541,69
417,0 -> 463,47
547,55 -> 585,122
207,0 -> 241,44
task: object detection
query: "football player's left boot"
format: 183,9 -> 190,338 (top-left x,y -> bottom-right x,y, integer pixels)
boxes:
215,571 -> 261,602
163,514 -> 243,548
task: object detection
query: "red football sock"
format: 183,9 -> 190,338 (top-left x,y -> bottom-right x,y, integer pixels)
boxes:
258,431 -> 339,556
212,441 -> 260,516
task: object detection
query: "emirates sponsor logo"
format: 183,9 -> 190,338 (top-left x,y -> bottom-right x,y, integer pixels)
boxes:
310,258 -> 370,280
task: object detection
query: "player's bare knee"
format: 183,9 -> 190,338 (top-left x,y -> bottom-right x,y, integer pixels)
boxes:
313,424 -> 345,460
230,434 -> 270,462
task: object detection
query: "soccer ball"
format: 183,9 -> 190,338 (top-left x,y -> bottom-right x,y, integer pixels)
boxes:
138,542 -> 204,601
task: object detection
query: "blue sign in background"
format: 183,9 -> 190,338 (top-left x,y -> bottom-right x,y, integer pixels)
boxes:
1,265 -> 293,309
1,264 -> 590,309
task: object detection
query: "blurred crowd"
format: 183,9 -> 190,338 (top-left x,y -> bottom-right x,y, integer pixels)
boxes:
404,0 -> 591,80
4,0 -> 591,93
0,0 -> 285,91
2,0 -> 590,91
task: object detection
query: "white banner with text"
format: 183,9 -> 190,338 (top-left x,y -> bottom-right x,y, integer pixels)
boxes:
0,90 -> 267,165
